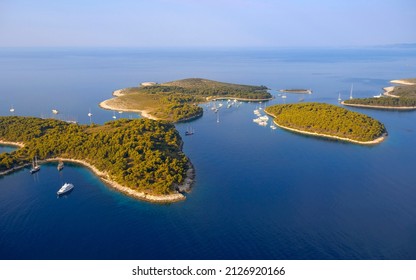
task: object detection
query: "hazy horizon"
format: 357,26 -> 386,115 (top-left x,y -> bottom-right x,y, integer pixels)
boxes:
1,0 -> 415,48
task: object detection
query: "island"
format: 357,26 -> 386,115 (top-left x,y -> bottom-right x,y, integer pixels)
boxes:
265,103 -> 386,144
100,78 -> 272,122
0,116 -> 194,203
342,79 -> 416,110
279,89 -> 312,94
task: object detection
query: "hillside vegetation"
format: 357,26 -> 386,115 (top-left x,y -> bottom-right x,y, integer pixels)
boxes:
0,116 -> 189,195
265,103 -> 386,142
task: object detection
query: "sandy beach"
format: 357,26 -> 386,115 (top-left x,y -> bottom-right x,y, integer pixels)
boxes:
382,86 -> 400,98
99,98 -> 159,120
264,111 -> 385,145
0,140 -> 25,148
390,79 -> 416,86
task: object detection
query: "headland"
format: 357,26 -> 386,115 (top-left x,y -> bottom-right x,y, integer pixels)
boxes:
343,79 -> 416,110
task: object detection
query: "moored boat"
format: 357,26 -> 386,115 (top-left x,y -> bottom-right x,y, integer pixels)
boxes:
30,156 -> 41,174
57,161 -> 64,171
185,127 -> 194,136
57,183 -> 74,195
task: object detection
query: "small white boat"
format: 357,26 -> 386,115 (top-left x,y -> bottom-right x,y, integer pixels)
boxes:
52,109 -> 59,115
57,161 -> 64,171
57,183 -> 74,195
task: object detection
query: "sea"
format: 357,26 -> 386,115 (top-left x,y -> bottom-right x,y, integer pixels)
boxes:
1,46 -> 416,260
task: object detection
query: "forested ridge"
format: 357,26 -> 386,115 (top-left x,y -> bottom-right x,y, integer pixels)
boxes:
149,78 -> 271,99
344,97 -> 416,107
0,116 -> 189,195
265,103 -> 386,142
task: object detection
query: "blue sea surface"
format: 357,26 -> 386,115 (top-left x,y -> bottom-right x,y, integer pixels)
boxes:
1,47 -> 416,259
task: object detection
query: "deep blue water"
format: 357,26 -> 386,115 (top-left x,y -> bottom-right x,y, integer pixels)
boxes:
1,47 -> 416,259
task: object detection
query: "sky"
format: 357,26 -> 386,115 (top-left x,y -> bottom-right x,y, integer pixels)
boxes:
0,0 -> 415,48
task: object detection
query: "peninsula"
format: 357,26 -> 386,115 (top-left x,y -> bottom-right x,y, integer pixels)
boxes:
342,79 -> 416,110
100,78 -> 272,122
265,103 -> 386,144
0,116 -> 193,203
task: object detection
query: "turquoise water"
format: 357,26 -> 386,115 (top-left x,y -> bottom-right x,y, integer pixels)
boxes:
0,146 -> 16,154
1,47 -> 416,259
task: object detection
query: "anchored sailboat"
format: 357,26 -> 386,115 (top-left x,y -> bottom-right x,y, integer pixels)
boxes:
185,127 -> 194,136
349,84 -> 354,100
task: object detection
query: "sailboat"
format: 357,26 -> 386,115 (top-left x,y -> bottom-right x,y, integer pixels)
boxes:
10,105 -> 15,114
349,84 -> 354,100
88,109 -> 93,124
30,156 -> 41,174
185,126 -> 194,136
338,92 -> 342,102
112,111 -> 117,119
217,110 -> 220,123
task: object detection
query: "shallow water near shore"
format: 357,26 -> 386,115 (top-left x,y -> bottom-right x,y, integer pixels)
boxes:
1,47 -> 416,259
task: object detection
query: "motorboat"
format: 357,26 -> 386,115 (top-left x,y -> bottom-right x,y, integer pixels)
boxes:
57,183 -> 74,195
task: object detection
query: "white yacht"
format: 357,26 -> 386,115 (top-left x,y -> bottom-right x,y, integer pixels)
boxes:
30,156 -> 41,174
57,183 -> 74,195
